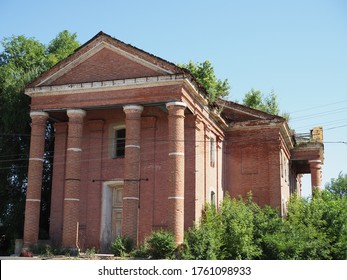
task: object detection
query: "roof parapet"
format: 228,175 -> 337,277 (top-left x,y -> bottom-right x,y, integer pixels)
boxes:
295,127 -> 323,145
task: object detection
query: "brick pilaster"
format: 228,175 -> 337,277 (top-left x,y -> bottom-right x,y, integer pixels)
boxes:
166,101 -> 186,244
122,105 -> 143,245
62,109 -> 86,249
86,120 -> 104,247
23,111 -> 49,248
309,160 -> 322,192
49,122 -> 67,246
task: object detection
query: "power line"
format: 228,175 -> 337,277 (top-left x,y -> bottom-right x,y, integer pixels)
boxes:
0,123 -> 333,166
324,141 -> 347,145
289,106 -> 347,121
325,124 -> 347,131
293,118 -> 347,130
288,99 -> 347,115
0,136 -> 336,172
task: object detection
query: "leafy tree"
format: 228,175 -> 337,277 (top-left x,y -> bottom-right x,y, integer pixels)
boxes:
242,88 -> 280,115
0,31 -> 79,254
325,172 -> 347,198
183,194 -> 260,260
219,195 -> 261,259
183,204 -> 222,260
46,30 -> 79,65
260,192 -> 347,260
247,200 -> 283,260
271,195 -> 331,259
179,60 -> 230,103
182,190 -> 347,260
0,35 -> 46,254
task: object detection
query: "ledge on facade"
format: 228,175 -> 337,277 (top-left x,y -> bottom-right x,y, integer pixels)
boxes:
217,99 -> 283,123
293,127 -> 324,155
291,127 -> 324,174
294,127 -> 323,146
25,74 -> 189,96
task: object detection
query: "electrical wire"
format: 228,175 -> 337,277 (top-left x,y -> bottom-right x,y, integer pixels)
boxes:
288,99 -> 347,115
2,98 -> 347,168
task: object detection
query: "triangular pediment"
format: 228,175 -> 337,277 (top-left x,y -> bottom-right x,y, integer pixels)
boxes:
218,100 -> 282,123
27,32 -> 183,87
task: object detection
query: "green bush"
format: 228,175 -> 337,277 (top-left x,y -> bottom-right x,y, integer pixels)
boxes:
219,195 -> 261,259
130,243 -> 150,259
114,186 -> 347,260
110,236 -> 133,257
182,204 -> 222,259
183,195 -> 260,260
252,191 -> 347,260
146,230 -> 176,259
85,247 -> 96,257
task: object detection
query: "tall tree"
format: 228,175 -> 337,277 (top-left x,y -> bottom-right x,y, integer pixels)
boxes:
242,88 -> 280,115
0,31 -> 79,254
179,60 -> 230,103
46,30 -> 79,65
325,172 -> 347,198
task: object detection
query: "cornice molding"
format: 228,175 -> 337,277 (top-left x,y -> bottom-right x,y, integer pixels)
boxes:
25,74 -> 187,97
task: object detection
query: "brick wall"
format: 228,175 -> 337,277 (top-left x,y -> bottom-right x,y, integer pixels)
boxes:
53,48 -> 161,85
225,127 -> 282,208
50,106 -> 215,249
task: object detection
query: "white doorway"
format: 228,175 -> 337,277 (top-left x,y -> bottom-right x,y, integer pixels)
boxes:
100,180 -> 123,252
112,187 -> 123,238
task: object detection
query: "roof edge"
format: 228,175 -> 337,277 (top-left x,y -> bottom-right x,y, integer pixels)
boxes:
218,99 -> 285,122
25,31 -> 187,88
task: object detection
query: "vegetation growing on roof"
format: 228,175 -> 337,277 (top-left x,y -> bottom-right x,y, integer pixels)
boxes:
178,60 -> 230,104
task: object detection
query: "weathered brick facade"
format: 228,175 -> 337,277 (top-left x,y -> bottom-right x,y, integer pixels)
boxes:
22,32 -> 324,252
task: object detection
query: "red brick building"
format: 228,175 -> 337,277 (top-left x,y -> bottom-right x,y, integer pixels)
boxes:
23,32 -> 324,252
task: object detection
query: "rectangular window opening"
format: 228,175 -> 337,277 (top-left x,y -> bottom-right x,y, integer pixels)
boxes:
211,191 -> 216,207
210,138 -> 216,167
113,128 -> 126,158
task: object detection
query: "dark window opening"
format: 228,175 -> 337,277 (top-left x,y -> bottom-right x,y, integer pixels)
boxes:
114,128 -> 126,158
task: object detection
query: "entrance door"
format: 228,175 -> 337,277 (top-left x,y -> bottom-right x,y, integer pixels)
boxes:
112,187 -> 123,238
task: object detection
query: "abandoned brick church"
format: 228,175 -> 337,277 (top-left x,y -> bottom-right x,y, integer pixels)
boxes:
23,32 -> 324,252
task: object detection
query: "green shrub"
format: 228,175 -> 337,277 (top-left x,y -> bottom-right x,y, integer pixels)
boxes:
130,243 -> 150,259
85,247 -> 96,257
182,190 -> 347,260
182,194 -> 261,260
182,204 -> 222,259
219,195 -> 261,260
146,230 -> 176,259
110,236 -> 133,257
29,243 -> 60,257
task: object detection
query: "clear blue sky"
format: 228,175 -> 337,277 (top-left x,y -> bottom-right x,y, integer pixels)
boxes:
1,0 -> 346,196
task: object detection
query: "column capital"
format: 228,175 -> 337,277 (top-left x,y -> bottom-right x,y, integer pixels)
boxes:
67,109 -> 86,118
166,101 -> 187,109
30,111 -> 49,125
309,160 -> 322,164
123,105 -> 144,113
30,111 -> 49,118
